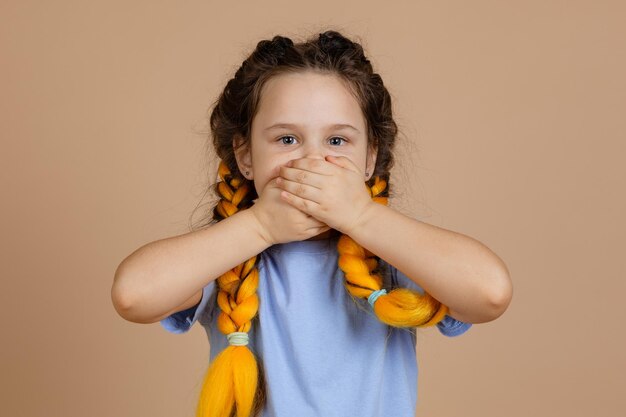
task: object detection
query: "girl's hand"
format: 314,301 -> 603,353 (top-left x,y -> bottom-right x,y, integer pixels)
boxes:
249,174 -> 331,245
276,156 -> 374,236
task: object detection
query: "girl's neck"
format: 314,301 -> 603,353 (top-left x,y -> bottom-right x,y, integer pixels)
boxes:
305,229 -> 340,241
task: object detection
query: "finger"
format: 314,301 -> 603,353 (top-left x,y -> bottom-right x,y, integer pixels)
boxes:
288,157 -> 334,175
279,166 -> 325,189
325,155 -> 360,173
277,177 -> 323,203
279,189 -> 320,215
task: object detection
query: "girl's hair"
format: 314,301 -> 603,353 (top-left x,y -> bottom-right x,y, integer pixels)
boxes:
192,30 -> 449,417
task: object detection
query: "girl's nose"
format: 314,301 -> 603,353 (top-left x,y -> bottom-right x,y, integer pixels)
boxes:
302,143 -> 326,160
305,152 -> 325,160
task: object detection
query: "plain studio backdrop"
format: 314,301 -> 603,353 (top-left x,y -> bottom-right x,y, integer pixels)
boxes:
1,1 -> 624,416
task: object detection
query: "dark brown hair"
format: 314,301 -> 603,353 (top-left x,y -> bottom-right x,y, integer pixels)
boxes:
191,30 -> 397,229
188,30 -> 448,417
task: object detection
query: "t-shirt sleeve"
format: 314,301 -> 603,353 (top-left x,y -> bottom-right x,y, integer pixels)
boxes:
159,280 -> 216,334
386,261 -> 472,337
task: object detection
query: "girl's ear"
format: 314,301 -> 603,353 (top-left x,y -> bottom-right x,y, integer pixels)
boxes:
365,143 -> 378,180
233,135 -> 253,179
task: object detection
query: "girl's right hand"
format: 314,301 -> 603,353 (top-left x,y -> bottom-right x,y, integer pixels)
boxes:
248,176 -> 331,245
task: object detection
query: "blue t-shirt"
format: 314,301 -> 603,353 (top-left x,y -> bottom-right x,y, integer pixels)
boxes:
160,234 -> 471,417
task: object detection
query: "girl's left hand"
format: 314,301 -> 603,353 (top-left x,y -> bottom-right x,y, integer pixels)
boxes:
276,155 -> 374,235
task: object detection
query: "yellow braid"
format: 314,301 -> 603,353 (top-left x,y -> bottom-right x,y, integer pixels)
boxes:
196,161 -> 263,417
337,177 -> 449,327
196,161 -> 449,417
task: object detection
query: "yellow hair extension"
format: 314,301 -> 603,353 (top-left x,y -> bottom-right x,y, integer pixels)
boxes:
195,161 -> 263,417
337,176 -> 449,327
197,161 -> 449,417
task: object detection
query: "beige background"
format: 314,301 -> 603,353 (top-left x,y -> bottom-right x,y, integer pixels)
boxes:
2,1 -> 624,416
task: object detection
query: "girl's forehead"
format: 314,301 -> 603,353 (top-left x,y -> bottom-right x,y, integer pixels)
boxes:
254,72 -> 365,129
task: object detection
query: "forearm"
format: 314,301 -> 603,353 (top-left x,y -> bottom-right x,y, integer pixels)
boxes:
111,209 -> 270,323
348,203 -> 512,324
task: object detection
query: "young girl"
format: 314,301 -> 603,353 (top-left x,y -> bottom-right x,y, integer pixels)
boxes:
112,30 -> 512,417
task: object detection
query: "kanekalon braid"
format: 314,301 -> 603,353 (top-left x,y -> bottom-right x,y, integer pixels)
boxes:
214,161 -> 253,220
196,160 -> 263,417
196,161 -> 449,417
337,176 -> 450,327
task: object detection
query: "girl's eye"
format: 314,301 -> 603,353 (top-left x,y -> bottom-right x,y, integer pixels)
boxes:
279,135 -> 297,145
329,136 -> 347,146
277,136 -> 347,146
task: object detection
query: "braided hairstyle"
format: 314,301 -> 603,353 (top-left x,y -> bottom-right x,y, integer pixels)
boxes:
191,30 -> 449,417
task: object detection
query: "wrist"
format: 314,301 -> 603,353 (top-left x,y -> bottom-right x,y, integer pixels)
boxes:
244,206 -> 275,247
344,201 -> 381,238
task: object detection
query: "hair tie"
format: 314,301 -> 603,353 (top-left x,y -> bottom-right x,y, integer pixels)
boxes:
226,331 -> 249,346
368,288 -> 387,308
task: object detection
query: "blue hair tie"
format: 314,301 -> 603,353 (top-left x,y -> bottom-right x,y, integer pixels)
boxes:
368,288 -> 387,308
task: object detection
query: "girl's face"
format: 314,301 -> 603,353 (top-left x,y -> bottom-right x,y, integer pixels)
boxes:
234,71 -> 377,198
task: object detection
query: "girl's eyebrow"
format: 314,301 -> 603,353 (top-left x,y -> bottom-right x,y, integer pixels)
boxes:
264,123 -> 360,133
